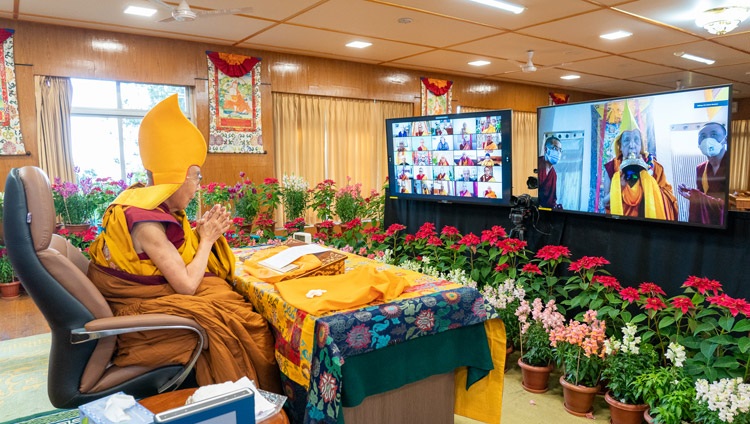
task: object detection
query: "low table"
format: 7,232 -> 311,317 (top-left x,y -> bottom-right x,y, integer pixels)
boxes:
139,388 -> 289,424
730,193 -> 750,211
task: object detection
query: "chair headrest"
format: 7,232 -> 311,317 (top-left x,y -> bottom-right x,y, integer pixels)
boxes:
18,166 -> 57,252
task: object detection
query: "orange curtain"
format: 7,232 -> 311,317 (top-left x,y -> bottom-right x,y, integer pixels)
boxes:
730,119 -> 750,192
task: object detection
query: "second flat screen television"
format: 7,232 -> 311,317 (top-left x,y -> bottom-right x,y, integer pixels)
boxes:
386,110 -> 513,206
537,84 -> 731,229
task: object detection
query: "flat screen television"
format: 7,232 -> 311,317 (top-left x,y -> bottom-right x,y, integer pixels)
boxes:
537,84 -> 731,229
386,110 -> 513,206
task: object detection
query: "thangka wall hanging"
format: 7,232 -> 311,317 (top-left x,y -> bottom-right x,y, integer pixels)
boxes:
420,77 -> 452,116
0,29 -> 24,155
549,92 -> 570,105
206,51 -> 263,153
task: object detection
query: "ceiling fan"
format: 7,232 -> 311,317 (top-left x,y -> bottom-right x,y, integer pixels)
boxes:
148,0 -> 253,23
502,50 -> 567,74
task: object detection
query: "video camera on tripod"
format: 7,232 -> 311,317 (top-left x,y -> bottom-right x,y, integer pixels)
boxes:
509,194 -> 533,240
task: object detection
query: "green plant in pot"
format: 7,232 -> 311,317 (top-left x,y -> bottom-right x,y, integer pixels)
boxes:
601,322 -> 658,424
635,342 -> 696,424
514,297 -> 565,394
231,172 -> 260,226
0,247 -> 20,298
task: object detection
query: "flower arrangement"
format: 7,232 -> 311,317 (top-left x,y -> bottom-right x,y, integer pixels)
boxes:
516,297 -> 565,367
201,182 -> 230,210
51,173 -> 127,225
560,255 -> 611,318
231,172 -> 260,224
694,378 -> 750,424
283,217 -> 306,234
334,179 -> 364,223
258,178 -> 281,218
56,226 -> 99,257
253,213 -> 277,243
0,247 -> 15,283
281,174 -> 309,223
636,342 -> 696,424
481,278 -> 526,348
550,309 -> 607,387
309,179 -> 336,222
601,323 -> 658,405
517,244 -> 571,304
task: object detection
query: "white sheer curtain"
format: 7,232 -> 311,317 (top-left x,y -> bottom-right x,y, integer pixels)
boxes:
35,75 -> 75,183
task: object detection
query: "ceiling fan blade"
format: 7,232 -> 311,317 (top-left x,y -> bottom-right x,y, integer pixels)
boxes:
197,7 -> 254,18
148,0 -> 175,11
158,16 -> 177,23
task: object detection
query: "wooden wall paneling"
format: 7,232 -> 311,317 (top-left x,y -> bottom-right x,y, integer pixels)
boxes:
0,18 -> 607,190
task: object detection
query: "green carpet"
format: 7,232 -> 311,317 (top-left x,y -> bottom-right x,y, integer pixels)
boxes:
0,333 -> 55,422
0,334 -> 612,423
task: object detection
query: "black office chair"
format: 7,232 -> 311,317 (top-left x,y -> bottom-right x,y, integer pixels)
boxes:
3,166 -> 205,409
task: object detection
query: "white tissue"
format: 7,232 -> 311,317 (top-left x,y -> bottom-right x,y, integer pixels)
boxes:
306,289 -> 327,298
187,377 -> 276,419
103,393 -> 136,423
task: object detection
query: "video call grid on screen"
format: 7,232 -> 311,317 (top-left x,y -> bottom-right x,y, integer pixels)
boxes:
386,110 -> 513,206
536,84 -> 732,229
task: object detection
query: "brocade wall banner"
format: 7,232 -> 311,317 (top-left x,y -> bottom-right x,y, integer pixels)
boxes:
420,77 -> 452,116
0,29 -> 24,155
206,51 -> 263,153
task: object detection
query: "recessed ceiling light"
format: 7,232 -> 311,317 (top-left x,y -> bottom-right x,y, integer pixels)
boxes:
469,0 -> 525,14
468,60 -> 491,66
600,30 -> 632,40
398,17 -> 413,24
346,41 -> 372,49
560,75 -> 580,80
124,5 -> 157,17
674,52 -> 715,65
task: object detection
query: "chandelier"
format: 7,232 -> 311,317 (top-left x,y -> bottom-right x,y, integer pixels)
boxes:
695,6 -> 750,35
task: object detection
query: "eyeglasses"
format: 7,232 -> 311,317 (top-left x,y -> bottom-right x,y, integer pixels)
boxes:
186,174 -> 203,186
548,145 -> 562,152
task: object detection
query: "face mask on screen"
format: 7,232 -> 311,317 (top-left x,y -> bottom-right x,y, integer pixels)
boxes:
545,150 -> 560,165
699,137 -> 723,157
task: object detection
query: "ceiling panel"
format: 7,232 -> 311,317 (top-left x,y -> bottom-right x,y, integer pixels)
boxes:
4,0 -> 750,97
518,9 -> 701,54
240,24 -> 432,63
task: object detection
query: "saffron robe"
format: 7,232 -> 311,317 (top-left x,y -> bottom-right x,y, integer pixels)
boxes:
688,155 -> 727,226
604,155 -> 677,220
88,201 -> 281,392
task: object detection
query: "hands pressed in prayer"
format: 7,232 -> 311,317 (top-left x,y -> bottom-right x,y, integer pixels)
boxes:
196,204 -> 232,243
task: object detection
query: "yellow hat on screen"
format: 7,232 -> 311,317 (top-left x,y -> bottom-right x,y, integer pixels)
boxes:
112,94 -> 207,209
613,101 -> 646,158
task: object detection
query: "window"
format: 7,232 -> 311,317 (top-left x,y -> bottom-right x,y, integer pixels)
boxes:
70,78 -> 191,180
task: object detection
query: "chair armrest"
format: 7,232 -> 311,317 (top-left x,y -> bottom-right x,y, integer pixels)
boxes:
71,314 -> 208,350
70,314 -> 207,393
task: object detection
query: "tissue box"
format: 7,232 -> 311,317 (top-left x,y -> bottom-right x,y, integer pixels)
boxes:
79,392 -> 154,424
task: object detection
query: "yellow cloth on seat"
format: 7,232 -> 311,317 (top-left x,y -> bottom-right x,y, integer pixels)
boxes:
455,318 -> 506,423
274,265 -> 407,315
243,246 -> 323,284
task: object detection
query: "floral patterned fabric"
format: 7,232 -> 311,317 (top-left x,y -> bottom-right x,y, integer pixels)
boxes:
234,248 -> 500,423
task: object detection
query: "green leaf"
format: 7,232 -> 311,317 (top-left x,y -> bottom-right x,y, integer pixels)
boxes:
712,356 -> 740,369
629,313 -> 646,324
700,339 -> 718,359
732,319 -> 750,333
719,316 -> 736,332
708,334 -> 733,346
658,316 -> 675,329
738,337 -> 750,353
694,321 -> 716,334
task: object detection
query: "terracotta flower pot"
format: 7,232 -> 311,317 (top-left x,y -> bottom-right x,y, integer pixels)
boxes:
1,280 -> 21,299
643,409 -> 654,424
518,358 -> 554,393
63,224 -> 92,234
559,376 -> 599,417
504,344 -> 514,372
605,392 -> 648,424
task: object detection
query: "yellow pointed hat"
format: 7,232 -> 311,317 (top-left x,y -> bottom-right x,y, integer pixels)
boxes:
112,94 -> 207,209
614,101 -> 644,158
